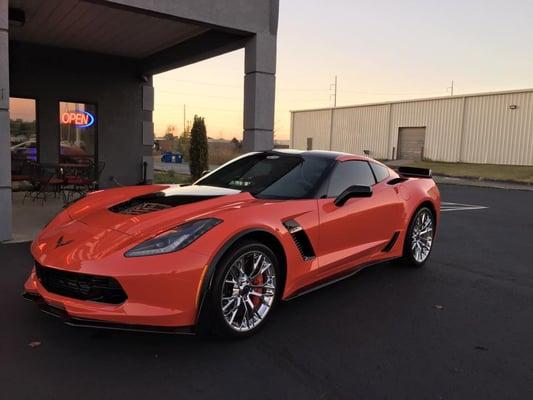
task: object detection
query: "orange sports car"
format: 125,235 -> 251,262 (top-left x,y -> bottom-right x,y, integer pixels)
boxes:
24,150 -> 440,337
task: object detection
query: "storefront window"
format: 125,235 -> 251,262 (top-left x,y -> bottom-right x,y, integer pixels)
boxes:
59,101 -> 96,164
10,98 -> 37,175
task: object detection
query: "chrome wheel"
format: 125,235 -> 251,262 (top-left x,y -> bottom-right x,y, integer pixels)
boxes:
411,210 -> 434,263
221,250 -> 276,332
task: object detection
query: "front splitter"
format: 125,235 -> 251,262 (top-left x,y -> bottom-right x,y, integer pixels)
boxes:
22,292 -> 195,335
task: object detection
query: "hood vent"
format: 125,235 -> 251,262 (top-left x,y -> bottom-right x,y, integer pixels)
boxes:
109,194 -> 217,215
283,219 -> 316,261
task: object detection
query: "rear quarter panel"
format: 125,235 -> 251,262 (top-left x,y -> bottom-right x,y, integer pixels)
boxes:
398,178 -> 441,236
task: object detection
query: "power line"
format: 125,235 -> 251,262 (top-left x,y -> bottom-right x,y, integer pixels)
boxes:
155,77 -> 448,96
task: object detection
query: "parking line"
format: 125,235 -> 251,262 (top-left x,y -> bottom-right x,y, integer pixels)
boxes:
440,202 -> 488,212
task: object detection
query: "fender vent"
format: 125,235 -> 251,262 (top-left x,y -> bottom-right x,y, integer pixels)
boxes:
283,220 -> 316,261
382,231 -> 400,252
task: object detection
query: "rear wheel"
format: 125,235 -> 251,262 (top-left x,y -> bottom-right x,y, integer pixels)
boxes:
400,207 -> 435,267
205,240 -> 279,338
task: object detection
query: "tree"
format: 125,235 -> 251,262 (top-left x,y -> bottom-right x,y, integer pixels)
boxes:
163,133 -> 174,141
189,115 -> 208,181
230,137 -> 241,149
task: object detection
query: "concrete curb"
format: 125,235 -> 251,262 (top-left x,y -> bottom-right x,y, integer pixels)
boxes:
434,175 -> 533,191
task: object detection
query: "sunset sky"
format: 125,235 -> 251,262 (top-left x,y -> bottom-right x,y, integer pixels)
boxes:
153,0 -> 533,140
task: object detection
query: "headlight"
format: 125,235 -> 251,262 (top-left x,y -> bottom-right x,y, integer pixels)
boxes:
124,218 -> 222,257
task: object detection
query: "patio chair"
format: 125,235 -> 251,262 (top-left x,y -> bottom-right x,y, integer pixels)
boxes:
61,160 -> 104,202
12,159 -> 34,183
22,163 -> 59,205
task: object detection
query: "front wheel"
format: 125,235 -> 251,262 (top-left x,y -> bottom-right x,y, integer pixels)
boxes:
205,240 -> 280,338
400,207 -> 435,267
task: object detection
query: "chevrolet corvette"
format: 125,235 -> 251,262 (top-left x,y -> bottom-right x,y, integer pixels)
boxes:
24,150 -> 440,337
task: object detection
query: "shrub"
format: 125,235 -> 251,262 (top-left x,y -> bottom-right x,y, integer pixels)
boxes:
189,115 -> 208,181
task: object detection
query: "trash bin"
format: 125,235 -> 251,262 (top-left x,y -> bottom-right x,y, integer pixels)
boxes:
160,152 -> 183,163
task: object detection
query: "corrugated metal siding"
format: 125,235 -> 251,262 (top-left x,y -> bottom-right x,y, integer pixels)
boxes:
462,92 -> 533,165
291,89 -> 533,165
389,98 -> 464,162
291,109 -> 331,150
331,105 -> 390,159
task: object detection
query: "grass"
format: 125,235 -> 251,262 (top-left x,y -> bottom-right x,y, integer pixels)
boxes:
407,161 -> 533,184
153,170 -> 192,185
208,143 -> 242,165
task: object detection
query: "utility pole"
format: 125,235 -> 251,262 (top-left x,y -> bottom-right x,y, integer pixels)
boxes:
183,104 -> 186,134
328,75 -> 338,150
330,75 -> 338,107
447,80 -> 454,96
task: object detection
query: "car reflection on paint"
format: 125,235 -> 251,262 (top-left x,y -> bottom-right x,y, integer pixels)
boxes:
11,140 -> 90,163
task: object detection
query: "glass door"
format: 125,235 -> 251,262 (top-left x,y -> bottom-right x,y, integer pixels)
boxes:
59,101 -> 97,165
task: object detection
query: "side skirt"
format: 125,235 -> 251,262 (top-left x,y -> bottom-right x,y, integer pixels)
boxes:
284,256 -> 398,301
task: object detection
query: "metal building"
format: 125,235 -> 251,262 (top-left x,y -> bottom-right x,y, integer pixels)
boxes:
291,88 -> 533,166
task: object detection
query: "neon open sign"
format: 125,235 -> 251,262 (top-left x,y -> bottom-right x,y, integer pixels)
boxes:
60,110 -> 95,128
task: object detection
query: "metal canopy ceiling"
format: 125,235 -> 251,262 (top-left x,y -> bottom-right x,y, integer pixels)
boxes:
9,0 -> 209,58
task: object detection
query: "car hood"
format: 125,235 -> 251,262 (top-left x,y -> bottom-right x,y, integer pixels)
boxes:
63,184 -> 252,237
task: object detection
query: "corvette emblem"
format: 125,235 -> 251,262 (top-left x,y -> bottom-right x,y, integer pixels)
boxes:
55,236 -> 73,248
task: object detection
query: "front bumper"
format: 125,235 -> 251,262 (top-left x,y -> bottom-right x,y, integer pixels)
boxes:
24,246 -> 210,331
22,291 -> 194,334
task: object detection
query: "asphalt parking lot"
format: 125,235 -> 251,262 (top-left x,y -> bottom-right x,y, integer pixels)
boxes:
1,184 -> 532,400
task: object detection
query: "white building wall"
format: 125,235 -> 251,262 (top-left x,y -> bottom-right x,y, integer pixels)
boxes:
291,89 -> 533,166
291,109 -> 331,150
388,97 -> 464,162
331,104 -> 390,159
462,92 -> 533,165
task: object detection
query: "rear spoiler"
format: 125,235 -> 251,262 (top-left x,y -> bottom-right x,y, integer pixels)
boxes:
397,166 -> 432,179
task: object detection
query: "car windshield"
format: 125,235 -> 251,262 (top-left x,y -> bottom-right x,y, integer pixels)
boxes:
195,153 -> 333,199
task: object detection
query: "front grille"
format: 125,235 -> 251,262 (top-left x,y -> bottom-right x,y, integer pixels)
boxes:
35,262 -> 127,304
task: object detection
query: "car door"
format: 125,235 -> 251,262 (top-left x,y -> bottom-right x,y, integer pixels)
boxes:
317,160 -> 403,278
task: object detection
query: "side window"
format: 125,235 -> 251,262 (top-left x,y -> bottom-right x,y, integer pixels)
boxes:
370,162 -> 390,183
327,161 -> 376,197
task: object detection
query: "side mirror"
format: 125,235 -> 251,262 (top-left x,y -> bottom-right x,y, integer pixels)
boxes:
334,185 -> 372,206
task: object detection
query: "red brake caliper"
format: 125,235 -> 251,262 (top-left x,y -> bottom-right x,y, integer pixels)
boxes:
251,274 -> 264,307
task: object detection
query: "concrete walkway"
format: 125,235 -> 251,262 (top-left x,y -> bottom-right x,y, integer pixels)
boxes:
8,192 -> 64,243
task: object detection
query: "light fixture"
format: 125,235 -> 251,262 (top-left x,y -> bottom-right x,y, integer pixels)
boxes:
509,105 -> 518,110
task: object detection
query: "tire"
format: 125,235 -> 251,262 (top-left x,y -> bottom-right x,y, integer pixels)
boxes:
203,240 -> 280,338
400,206 -> 435,268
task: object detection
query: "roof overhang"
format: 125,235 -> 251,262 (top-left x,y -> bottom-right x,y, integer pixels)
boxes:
8,0 -> 251,74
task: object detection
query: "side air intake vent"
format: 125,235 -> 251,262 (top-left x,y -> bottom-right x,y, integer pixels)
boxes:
382,231 -> 400,252
283,220 -> 316,261
387,177 -> 408,185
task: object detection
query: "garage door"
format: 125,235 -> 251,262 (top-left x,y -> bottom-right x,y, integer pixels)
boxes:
397,127 -> 426,160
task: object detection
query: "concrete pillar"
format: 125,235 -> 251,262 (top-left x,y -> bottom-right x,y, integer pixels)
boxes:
243,32 -> 276,152
0,0 -> 11,241
142,80 -> 154,184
